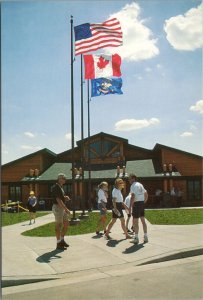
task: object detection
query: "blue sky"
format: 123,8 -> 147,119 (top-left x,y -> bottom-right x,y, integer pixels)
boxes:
2,0 -> 203,164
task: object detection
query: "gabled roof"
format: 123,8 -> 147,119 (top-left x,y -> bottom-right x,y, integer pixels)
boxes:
57,131 -> 151,159
76,131 -> 128,146
2,148 -> 57,168
154,143 -> 203,159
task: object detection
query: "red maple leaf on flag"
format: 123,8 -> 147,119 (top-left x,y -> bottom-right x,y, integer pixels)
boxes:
97,56 -> 109,69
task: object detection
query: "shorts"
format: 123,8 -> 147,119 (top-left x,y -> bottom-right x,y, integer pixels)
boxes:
98,203 -> 107,215
112,202 -> 124,219
52,204 -> 69,223
28,205 -> 36,213
132,202 -> 145,218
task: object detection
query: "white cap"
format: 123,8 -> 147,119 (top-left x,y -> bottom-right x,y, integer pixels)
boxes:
57,173 -> 67,180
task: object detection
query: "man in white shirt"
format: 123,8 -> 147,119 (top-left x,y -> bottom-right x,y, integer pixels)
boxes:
129,173 -> 148,244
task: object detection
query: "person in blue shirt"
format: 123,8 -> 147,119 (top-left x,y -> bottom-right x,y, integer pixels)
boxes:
27,191 -> 37,225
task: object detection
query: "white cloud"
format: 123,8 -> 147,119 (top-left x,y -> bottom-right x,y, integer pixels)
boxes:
180,132 -> 193,137
190,100 -> 203,114
106,2 -> 159,61
115,117 -> 160,131
24,131 -> 35,138
164,3 -> 203,51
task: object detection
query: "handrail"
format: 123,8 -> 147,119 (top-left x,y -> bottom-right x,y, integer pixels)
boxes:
1,201 -> 29,212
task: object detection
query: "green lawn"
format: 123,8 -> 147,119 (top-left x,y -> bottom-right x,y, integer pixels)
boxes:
2,209 -> 203,237
22,212 -> 112,237
1,212 -> 49,226
145,208 -> 203,225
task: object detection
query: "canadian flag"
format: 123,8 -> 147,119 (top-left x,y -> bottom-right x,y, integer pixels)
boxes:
83,54 -> 121,79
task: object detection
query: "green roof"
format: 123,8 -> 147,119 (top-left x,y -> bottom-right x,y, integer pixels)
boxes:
21,160 -> 162,182
38,163 -> 73,181
126,160 -> 156,177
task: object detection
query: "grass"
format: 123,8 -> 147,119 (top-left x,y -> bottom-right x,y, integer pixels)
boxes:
2,208 -> 203,237
21,212 -> 112,237
1,212 -> 49,226
145,208 -> 203,225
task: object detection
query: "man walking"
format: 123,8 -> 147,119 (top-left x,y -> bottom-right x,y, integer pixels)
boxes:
129,173 -> 148,244
52,173 -> 71,250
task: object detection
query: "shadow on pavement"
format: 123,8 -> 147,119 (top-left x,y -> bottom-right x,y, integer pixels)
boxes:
123,243 -> 144,254
92,234 -> 104,239
36,249 -> 64,263
106,238 -> 126,247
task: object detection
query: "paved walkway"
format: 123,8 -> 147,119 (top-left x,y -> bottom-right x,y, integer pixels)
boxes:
2,210 -> 203,292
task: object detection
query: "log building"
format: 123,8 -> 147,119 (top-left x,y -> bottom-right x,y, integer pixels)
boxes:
1,132 -> 203,210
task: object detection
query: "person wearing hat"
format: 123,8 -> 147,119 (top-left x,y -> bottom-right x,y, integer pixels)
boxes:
104,178 -> 132,240
27,191 -> 37,225
51,173 -> 71,250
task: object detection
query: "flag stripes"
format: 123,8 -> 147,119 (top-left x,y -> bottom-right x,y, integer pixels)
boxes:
74,18 -> 123,56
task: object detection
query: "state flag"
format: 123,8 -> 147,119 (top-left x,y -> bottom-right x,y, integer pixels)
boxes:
91,77 -> 123,97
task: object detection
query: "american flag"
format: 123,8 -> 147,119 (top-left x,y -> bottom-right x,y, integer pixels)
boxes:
74,18 -> 123,56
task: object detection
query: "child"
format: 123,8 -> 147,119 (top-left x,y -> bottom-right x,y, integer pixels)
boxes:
27,191 -> 37,225
124,192 -> 133,233
96,182 -> 108,235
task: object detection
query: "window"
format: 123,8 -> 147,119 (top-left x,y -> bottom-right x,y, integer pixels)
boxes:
85,138 -> 121,161
187,180 -> 201,201
9,186 -> 22,202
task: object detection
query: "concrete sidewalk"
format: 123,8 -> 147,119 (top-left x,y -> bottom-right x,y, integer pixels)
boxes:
2,211 -> 203,289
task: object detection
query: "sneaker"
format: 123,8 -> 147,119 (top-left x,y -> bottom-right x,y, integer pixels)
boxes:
130,237 -> 139,244
56,241 -> 66,250
61,239 -> 69,247
144,236 -> 148,243
96,231 -> 103,235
